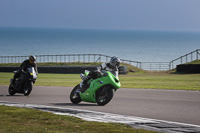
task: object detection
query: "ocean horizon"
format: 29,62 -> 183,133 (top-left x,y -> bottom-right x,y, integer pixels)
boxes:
0,27 -> 199,63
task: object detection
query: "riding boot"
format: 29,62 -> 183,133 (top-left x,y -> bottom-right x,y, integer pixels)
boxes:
11,78 -> 16,88
80,76 -> 90,88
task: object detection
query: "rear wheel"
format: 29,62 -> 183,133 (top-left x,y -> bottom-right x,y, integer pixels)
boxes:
70,84 -> 82,104
8,84 -> 16,96
96,85 -> 114,106
24,82 -> 33,96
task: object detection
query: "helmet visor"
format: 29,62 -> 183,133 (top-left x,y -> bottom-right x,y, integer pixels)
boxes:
116,62 -> 120,67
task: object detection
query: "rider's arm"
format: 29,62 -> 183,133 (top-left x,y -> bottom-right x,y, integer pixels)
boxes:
34,63 -> 38,75
96,63 -> 108,76
114,70 -> 119,79
97,63 -> 106,70
19,60 -> 27,73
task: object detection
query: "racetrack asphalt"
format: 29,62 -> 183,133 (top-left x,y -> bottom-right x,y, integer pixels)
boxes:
0,85 -> 200,126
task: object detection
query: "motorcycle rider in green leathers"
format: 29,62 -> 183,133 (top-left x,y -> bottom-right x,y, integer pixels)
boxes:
80,56 -> 121,89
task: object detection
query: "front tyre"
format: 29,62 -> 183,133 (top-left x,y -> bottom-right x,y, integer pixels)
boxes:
24,82 -> 33,96
8,84 -> 16,96
70,84 -> 82,104
96,85 -> 114,106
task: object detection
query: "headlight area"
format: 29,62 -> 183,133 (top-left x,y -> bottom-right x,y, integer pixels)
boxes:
114,78 -> 119,83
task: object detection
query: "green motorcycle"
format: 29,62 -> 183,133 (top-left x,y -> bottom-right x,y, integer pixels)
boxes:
70,70 -> 121,106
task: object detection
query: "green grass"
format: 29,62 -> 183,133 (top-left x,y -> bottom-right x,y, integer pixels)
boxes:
185,60 -> 200,64
1,62 -> 200,90
120,72 -> 200,90
1,72 -> 200,90
0,62 -> 145,73
0,105 -> 157,133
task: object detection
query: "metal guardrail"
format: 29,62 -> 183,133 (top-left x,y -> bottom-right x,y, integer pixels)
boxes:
140,62 -> 169,71
0,49 -> 199,71
0,54 -> 141,68
169,49 -> 200,70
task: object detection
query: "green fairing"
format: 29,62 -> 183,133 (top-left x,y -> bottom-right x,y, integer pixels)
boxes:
80,71 -> 121,103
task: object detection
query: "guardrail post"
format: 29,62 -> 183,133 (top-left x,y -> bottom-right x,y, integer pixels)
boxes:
186,55 -> 188,63
191,53 -> 193,62
78,54 -> 80,62
181,56 -> 182,64
83,55 -> 85,62
138,62 -> 140,69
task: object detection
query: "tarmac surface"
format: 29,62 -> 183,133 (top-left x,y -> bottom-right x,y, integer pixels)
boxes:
1,85 -> 200,132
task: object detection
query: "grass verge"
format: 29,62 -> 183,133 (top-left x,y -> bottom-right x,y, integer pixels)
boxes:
0,62 -> 200,90
0,105 -> 157,133
0,72 -> 200,90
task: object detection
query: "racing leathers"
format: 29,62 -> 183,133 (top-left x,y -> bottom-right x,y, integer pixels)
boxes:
80,62 -> 119,88
12,59 -> 38,88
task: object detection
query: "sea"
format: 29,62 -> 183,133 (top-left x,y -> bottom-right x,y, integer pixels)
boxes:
0,27 -> 200,62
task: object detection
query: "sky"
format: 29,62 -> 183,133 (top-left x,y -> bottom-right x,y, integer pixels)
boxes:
0,0 -> 200,31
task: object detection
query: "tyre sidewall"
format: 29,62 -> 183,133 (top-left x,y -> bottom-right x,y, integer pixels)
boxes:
96,85 -> 114,106
70,84 -> 82,104
24,82 -> 33,96
8,84 -> 16,96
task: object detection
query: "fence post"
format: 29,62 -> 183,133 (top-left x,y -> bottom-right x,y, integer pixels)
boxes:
181,56 -> 182,64
78,54 -> 80,62
83,55 -> 85,62
186,55 -> 188,63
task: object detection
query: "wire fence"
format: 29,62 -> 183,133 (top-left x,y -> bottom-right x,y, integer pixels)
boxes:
0,49 -> 199,71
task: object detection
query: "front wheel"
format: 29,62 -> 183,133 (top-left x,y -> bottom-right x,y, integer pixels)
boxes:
24,82 -> 33,96
8,84 -> 16,96
70,84 -> 82,104
96,85 -> 114,106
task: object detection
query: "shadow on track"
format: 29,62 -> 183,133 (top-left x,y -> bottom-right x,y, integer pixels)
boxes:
0,94 -> 24,97
51,103 -> 98,106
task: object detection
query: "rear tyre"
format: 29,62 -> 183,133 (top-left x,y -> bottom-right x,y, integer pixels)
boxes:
8,84 -> 16,96
24,82 -> 33,96
96,85 -> 114,106
70,84 -> 82,104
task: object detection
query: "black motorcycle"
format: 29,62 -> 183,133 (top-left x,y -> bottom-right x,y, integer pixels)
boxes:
8,67 -> 37,96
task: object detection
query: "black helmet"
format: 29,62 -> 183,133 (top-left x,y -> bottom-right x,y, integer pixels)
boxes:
109,56 -> 120,69
29,55 -> 36,64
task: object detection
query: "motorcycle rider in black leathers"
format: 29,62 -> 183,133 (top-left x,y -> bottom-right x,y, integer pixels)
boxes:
11,55 -> 38,89
80,56 -> 121,89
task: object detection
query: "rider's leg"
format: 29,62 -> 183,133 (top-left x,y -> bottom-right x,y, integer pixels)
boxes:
15,75 -> 27,89
80,70 -> 99,88
11,70 -> 20,85
80,74 -> 91,88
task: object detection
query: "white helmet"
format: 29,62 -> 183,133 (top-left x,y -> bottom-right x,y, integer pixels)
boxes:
29,55 -> 36,64
110,56 -> 120,69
